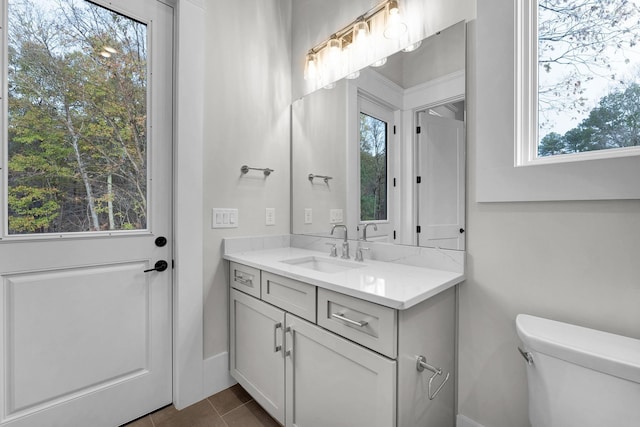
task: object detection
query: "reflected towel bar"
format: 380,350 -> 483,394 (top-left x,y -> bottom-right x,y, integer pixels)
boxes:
241,165 -> 274,176
308,173 -> 333,183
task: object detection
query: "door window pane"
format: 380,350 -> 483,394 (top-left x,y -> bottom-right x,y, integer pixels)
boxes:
6,0 -> 148,234
359,113 -> 387,221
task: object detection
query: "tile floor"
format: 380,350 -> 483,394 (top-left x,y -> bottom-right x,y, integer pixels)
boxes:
123,384 -> 281,427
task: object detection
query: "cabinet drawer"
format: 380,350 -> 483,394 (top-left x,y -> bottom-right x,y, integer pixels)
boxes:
317,288 -> 397,358
261,272 -> 316,322
230,262 -> 261,298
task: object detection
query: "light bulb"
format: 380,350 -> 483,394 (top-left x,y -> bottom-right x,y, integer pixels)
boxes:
326,37 -> 342,69
384,0 -> 407,39
353,20 -> 370,46
346,70 -> 360,79
304,52 -> 319,81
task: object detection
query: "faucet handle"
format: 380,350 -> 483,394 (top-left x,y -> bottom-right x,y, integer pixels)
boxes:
325,242 -> 337,257
355,246 -> 370,262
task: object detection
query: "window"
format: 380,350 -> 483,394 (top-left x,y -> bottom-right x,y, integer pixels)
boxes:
359,96 -> 391,222
5,0 -> 148,234
517,0 -> 640,165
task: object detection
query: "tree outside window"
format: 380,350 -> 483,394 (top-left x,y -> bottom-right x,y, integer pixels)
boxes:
538,0 -> 640,157
360,113 -> 387,221
6,0 -> 147,234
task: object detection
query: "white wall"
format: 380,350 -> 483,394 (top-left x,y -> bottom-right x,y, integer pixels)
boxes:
203,0 -> 292,358
459,3 -> 640,427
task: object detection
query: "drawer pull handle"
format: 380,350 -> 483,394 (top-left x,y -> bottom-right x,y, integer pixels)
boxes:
273,322 -> 282,353
331,312 -> 368,327
234,275 -> 253,287
416,355 -> 450,400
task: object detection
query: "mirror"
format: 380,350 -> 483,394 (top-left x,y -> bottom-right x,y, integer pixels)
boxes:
291,21 -> 466,250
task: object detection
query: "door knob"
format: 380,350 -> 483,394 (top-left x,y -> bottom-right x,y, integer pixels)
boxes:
144,260 -> 168,273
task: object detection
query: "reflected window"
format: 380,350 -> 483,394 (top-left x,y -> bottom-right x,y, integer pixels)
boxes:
359,110 -> 388,221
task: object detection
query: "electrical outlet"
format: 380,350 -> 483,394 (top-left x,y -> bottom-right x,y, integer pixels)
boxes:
265,208 -> 276,226
304,208 -> 313,224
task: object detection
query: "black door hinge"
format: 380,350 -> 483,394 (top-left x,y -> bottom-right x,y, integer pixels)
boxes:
393,125 -> 396,135
417,226 -> 421,233
393,230 -> 397,240
416,126 -> 421,134
416,176 -> 422,184
172,259 -> 175,269
393,178 -> 396,187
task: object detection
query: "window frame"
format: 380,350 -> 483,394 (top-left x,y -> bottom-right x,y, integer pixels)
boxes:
357,94 -> 393,224
475,0 -> 640,202
515,0 -> 640,167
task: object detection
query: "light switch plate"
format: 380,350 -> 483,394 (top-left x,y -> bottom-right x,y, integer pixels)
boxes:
329,209 -> 343,224
265,208 -> 276,226
304,208 -> 312,224
212,208 -> 238,228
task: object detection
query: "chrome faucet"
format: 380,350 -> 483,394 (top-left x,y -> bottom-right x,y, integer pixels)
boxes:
361,223 -> 378,241
330,224 -> 350,259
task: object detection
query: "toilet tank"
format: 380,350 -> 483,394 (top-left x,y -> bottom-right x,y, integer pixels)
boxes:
516,314 -> 640,427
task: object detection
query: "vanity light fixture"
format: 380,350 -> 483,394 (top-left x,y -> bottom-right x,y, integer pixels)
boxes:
353,19 -> 370,47
326,36 -> 342,68
304,51 -> 319,81
383,0 -> 407,39
303,0 -> 409,82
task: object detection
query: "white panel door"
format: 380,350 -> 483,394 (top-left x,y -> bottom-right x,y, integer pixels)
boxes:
229,289 -> 285,424
285,314 -> 396,427
417,112 -> 465,250
0,0 -> 173,425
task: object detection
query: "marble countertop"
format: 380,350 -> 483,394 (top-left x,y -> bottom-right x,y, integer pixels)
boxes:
224,247 -> 465,310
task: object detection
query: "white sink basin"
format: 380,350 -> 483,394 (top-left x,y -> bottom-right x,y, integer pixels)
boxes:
281,256 -> 363,273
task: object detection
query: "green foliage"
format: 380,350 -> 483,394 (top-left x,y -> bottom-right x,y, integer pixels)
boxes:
8,185 -> 59,232
360,113 -> 387,221
539,82 -> 640,156
7,0 -> 148,234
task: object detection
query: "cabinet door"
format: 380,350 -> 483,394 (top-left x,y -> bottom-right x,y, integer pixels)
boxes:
285,314 -> 396,427
230,289 -> 285,423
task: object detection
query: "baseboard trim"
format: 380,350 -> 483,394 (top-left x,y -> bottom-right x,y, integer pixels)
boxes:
203,352 -> 236,397
457,414 -> 485,427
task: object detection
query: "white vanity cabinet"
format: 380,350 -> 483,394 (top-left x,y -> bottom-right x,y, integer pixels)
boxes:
285,313 -> 396,427
229,288 -> 286,423
229,261 -> 457,427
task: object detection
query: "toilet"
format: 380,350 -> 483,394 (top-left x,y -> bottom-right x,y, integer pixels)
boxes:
516,314 -> 640,427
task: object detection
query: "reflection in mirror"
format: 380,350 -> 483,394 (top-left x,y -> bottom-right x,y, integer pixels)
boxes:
292,21 -> 466,250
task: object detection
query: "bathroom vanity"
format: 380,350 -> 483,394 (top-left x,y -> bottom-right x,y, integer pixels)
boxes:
224,244 -> 464,427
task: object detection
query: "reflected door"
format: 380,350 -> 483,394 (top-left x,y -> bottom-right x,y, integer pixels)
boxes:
417,111 -> 465,250
0,0 -> 173,425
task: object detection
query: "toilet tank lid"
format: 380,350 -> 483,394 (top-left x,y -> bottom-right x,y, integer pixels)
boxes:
516,314 -> 640,384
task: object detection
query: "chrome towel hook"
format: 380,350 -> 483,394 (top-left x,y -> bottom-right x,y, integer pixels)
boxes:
416,355 -> 450,400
